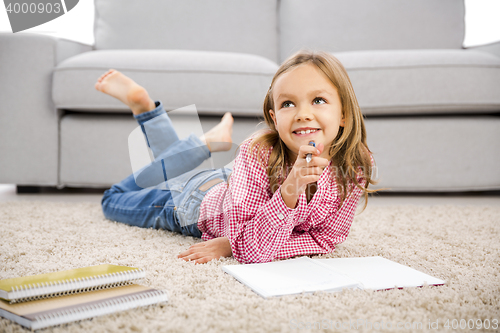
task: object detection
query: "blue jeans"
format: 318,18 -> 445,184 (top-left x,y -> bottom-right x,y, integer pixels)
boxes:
101,101 -> 232,238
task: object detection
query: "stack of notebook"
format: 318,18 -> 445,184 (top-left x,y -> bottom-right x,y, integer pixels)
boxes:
0,265 -> 168,330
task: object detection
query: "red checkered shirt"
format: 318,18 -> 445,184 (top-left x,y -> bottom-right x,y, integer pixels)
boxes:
197,137 -> 366,264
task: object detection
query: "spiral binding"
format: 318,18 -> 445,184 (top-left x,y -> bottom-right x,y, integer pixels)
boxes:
8,269 -> 146,304
32,289 -> 168,330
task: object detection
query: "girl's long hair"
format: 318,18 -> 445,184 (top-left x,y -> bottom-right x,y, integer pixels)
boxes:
247,49 -> 379,209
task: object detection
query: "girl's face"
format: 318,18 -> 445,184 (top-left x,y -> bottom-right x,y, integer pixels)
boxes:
269,63 -> 345,161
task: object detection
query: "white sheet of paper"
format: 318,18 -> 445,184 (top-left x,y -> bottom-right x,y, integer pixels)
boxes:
317,257 -> 445,290
223,257 -> 361,298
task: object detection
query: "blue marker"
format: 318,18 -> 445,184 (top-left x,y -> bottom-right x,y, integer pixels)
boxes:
306,141 -> 315,163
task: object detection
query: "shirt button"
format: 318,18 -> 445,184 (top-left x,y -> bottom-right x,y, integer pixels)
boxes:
277,213 -> 285,220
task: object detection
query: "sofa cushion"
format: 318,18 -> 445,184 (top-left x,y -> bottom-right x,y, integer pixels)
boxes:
280,0 -> 465,61
59,113 -> 266,187
94,0 -> 279,63
53,50 -> 278,116
59,113 -> 500,191
366,116 -> 500,191
335,49 -> 500,115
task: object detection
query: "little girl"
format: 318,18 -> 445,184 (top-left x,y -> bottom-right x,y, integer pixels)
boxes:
98,50 -> 376,264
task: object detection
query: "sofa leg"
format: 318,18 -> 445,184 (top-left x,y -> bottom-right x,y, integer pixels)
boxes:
16,186 -> 42,194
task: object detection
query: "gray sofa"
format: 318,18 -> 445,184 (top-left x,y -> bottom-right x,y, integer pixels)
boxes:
1,0 -> 499,192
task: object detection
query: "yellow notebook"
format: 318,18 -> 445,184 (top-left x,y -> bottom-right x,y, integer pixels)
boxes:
0,265 -> 145,303
0,284 -> 168,330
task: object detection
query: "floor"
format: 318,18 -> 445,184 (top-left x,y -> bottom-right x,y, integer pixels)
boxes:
1,184 -> 499,207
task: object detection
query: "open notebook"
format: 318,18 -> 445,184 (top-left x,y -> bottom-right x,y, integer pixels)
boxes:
222,256 -> 445,298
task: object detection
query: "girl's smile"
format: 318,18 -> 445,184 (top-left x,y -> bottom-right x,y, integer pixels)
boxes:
269,62 -> 345,161
292,128 -> 320,136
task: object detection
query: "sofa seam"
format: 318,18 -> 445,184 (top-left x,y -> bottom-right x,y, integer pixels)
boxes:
53,65 -> 500,74
344,64 -> 500,71
54,105 -> 268,114
53,67 -> 277,76
362,104 -> 500,115
373,185 -> 500,191
363,102 -> 500,107
58,102 -> 500,109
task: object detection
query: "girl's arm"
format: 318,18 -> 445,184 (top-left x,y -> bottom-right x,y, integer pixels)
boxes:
222,140 -> 316,263
275,179 -> 365,259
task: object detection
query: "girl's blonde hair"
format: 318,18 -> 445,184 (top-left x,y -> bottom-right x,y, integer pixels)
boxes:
248,49 -> 379,209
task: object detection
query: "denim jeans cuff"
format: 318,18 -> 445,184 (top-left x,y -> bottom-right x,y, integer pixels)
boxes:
134,100 -> 165,125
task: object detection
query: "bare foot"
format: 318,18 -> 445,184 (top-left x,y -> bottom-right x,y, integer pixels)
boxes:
200,112 -> 233,152
95,69 -> 156,115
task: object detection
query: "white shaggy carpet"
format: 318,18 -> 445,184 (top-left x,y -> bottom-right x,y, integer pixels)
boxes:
0,201 -> 499,333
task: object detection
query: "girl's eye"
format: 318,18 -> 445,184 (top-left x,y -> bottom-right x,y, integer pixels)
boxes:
314,97 -> 326,105
281,101 -> 295,108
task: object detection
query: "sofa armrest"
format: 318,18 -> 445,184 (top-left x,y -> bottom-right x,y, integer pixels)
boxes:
56,38 -> 94,64
0,33 -> 92,186
465,40 -> 500,59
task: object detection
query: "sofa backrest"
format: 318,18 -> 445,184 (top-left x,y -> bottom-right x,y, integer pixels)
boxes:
94,0 -> 466,65
279,0 -> 465,62
93,0 -> 279,62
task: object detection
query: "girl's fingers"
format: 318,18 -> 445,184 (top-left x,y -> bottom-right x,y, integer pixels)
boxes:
178,246 -> 201,259
181,252 -> 215,264
301,158 -> 329,170
178,242 -> 205,256
194,257 -> 212,264
177,251 -> 190,259
298,166 -> 324,177
302,147 -> 320,160
316,142 -> 324,154
178,244 -> 212,262
304,175 -> 321,183
180,251 -> 204,261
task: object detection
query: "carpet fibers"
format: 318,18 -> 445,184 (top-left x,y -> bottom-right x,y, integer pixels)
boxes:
0,201 -> 499,333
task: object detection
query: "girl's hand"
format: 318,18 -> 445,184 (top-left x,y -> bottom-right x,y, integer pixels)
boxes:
177,237 -> 232,264
280,142 -> 329,208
